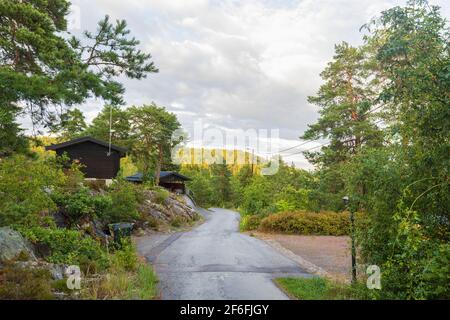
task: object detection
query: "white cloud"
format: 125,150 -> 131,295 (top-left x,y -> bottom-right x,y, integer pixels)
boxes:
21,0 -> 450,169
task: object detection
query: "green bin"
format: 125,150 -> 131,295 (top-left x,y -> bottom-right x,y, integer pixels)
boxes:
108,222 -> 134,243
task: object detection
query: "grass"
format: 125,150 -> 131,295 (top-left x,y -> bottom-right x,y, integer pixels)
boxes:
82,262 -> 158,300
276,277 -> 369,300
82,240 -> 158,300
276,277 -> 330,300
135,264 -> 158,299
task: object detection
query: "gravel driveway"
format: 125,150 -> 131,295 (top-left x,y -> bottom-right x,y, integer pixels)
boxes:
253,233 -> 352,282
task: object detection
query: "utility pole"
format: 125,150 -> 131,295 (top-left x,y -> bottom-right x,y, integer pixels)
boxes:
251,149 -> 255,175
107,104 -> 113,156
343,196 -> 357,283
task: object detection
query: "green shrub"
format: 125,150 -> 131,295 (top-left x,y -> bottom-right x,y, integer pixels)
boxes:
52,187 -> 112,223
111,239 -> 139,272
0,263 -> 54,300
258,211 -> 360,236
241,176 -> 274,215
105,181 -> 143,223
0,155 -> 66,226
240,214 -> 267,231
19,226 -> 108,273
153,187 -> 169,204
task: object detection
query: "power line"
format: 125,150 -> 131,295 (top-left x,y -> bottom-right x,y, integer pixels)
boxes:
277,140 -> 315,153
270,108 -> 385,157
282,141 -> 330,157
281,119 -> 385,158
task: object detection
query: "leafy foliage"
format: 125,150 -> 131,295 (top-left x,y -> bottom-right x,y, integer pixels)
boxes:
128,103 -> 182,181
258,211 -> 353,236
85,105 -> 132,149
0,155 -> 66,226
49,108 -> 87,141
0,0 -> 157,141
106,180 -> 143,223
19,226 -> 108,273
52,187 -> 112,224
0,103 -> 29,157
299,0 -> 450,299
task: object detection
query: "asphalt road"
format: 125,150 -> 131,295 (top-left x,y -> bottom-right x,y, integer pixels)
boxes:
145,208 -> 310,300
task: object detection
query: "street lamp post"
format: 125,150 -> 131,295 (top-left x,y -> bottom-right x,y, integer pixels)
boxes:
343,196 -> 357,284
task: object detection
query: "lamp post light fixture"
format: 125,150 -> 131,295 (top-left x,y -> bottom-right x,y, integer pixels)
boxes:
343,195 -> 357,284
342,196 -> 349,206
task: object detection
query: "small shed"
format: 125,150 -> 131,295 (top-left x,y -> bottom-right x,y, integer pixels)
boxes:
46,136 -> 127,180
125,171 -> 191,193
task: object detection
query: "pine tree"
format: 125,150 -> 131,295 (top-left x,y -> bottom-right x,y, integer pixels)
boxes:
0,103 -> 29,157
49,108 -> 87,141
302,42 -> 383,167
128,104 -> 181,184
85,105 -> 131,148
0,0 -> 157,147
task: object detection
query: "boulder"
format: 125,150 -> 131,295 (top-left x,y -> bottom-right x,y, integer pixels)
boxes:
0,227 -> 37,263
137,189 -> 200,228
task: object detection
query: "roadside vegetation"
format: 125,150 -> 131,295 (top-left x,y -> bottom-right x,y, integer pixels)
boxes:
0,145 -> 199,299
276,277 -> 369,300
0,0 -> 448,300
0,0 -> 196,299
182,1 -> 450,300
0,154 -> 158,299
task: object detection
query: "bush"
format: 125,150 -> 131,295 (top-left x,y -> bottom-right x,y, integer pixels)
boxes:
104,181 -> 143,223
241,176 -> 274,215
111,239 -> 139,271
258,211 -> 358,236
0,155 -> 66,226
0,264 -> 54,300
152,187 -> 169,205
52,187 -> 112,224
19,226 -> 108,273
240,214 -> 267,231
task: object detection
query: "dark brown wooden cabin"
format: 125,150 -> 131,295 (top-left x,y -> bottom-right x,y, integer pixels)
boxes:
125,171 -> 191,193
46,136 -> 127,179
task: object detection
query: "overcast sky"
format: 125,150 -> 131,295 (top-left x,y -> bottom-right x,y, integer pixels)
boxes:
24,0 -> 450,169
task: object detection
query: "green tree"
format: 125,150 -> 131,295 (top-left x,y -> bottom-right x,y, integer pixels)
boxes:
85,105 -> 131,149
0,155 -> 66,226
181,167 -> 214,207
241,175 -> 274,215
49,108 -> 87,141
0,103 -> 29,157
352,0 -> 450,299
210,164 -> 233,207
128,104 -> 181,183
302,42 -> 383,167
0,1 -> 157,145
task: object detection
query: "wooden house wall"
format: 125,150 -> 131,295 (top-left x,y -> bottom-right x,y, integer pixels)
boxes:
55,141 -> 121,179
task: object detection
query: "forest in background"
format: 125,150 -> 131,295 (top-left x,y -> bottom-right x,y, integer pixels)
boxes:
176,0 -> 450,299
0,0 -> 448,299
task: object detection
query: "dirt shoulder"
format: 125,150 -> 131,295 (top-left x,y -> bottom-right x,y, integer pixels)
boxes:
250,232 -> 351,283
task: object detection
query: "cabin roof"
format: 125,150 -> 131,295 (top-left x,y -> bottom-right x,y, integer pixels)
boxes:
125,171 -> 191,182
45,136 -> 127,156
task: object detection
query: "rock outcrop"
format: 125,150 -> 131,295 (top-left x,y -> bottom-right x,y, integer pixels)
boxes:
138,190 -> 197,223
0,227 -> 37,264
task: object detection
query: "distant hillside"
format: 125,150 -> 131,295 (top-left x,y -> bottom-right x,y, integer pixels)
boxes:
174,147 -> 265,174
